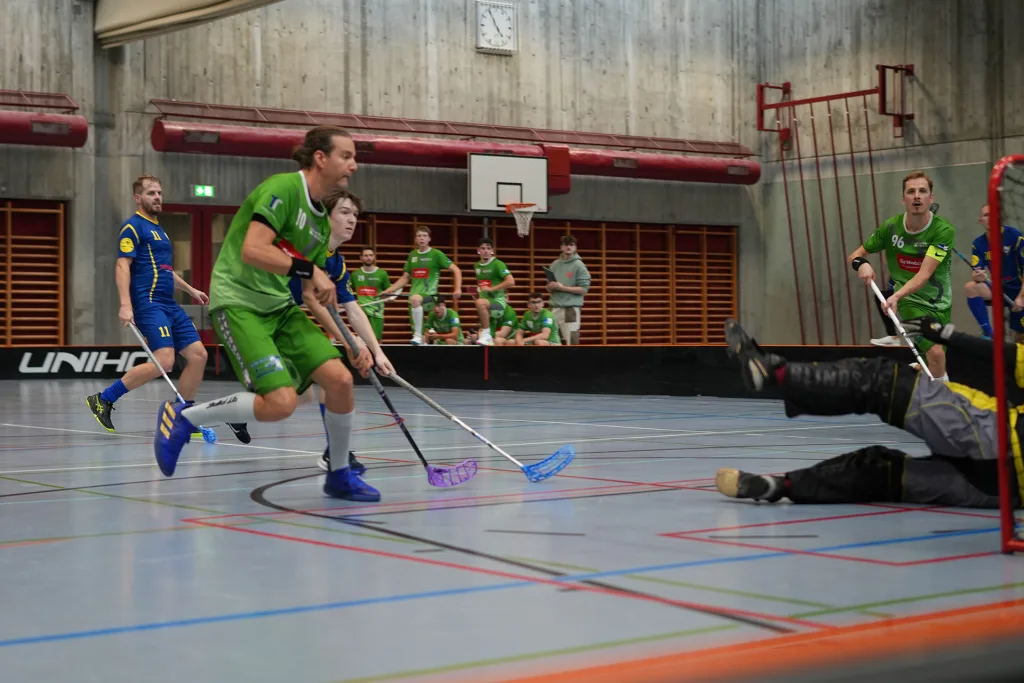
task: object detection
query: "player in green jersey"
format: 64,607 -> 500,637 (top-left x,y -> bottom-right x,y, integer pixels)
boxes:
350,247 -> 390,340
380,226 -> 462,345
424,296 -> 464,345
515,291 -> 561,345
848,171 -> 955,381
153,126 -> 383,502
489,300 -> 519,345
472,237 -> 515,346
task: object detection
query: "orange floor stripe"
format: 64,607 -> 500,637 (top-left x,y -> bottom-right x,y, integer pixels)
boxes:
497,599 -> 1024,683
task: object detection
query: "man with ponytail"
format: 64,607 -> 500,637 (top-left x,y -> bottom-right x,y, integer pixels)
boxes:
152,126 -> 385,502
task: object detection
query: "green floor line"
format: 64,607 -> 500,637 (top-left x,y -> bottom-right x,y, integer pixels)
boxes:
505,555 -> 888,617
333,624 -> 738,683
790,581 -> 1024,619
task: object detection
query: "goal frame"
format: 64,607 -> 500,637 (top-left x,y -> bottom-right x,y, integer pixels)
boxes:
989,154 -> 1024,554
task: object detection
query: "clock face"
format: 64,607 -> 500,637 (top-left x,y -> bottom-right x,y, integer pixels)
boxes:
479,4 -> 514,50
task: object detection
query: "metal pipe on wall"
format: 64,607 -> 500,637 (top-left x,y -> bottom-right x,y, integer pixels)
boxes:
149,120 -> 761,186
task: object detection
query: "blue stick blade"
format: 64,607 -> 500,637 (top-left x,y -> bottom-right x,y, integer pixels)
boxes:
522,445 -> 575,482
201,427 -> 217,444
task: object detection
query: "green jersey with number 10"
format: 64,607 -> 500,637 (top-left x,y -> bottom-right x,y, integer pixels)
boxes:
862,213 -> 955,311
210,171 -> 331,314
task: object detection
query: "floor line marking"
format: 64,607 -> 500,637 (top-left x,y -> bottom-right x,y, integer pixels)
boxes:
185,518 -> 832,631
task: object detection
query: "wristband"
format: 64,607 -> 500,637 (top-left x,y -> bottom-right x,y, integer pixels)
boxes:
287,257 -> 314,279
851,257 -> 869,272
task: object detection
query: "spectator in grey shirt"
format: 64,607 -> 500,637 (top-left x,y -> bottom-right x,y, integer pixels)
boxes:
546,235 -> 591,345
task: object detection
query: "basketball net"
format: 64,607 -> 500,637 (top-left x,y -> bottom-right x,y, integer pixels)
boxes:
506,203 -> 537,238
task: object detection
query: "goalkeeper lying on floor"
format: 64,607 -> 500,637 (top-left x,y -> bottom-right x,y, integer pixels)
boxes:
716,317 -> 1023,509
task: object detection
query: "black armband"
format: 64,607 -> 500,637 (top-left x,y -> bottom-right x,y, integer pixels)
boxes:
287,257 -> 315,279
851,257 -> 869,272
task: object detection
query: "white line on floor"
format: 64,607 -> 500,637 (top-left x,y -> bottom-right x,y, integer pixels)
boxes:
0,422 -> 858,475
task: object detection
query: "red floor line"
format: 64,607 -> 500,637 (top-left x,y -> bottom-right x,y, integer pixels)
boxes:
897,551 -> 999,566
185,481 -> 659,522
858,502 -> 999,518
673,534 -> 901,567
186,518 -> 834,631
661,507 -> 920,537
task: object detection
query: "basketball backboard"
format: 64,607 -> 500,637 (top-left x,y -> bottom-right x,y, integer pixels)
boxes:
467,153 -> 549,213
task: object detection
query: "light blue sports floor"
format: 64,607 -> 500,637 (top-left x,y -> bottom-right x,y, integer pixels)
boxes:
0,379 -> 1023,682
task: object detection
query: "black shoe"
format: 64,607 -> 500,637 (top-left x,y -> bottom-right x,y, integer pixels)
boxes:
724,319 -> 784,392
226,423 -> 251,444
87,394 -> 116,432
317,449 -> 366,475
716,469 -> 783,503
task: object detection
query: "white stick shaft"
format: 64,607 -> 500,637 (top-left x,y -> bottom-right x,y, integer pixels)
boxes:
387,373 -> 525,468
127,323 -> 187,401
868,281 -> 935,380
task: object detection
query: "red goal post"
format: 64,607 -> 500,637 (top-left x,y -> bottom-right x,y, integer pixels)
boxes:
988,154 -> 1024,554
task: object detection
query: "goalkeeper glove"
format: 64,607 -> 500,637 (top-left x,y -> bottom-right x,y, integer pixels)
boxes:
902,316 -> 955,343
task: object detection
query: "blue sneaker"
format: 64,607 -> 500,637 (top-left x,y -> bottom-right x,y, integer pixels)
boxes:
323,467 -> 381,502
154,400 -> 196,477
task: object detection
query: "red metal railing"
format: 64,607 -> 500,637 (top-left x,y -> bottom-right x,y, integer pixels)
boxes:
0,89 -> 79,111
757,64 -> 913,344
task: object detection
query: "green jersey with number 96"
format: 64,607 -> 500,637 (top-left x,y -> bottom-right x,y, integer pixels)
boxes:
862,213 -> 956,311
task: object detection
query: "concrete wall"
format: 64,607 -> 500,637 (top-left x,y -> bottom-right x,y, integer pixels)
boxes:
1,0 -> 761,343
5,0 -> 1023,345
755,0 -> 1024,343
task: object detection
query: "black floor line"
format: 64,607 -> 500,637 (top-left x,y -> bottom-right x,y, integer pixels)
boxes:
249,475 -> 795,634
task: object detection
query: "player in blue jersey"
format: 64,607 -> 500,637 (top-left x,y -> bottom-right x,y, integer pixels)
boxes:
964,203 -> 1024,340
287,188 -> 395,475
87,175 -> 250,443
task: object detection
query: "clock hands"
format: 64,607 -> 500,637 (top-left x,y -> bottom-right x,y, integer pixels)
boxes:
485,8 -> 505,40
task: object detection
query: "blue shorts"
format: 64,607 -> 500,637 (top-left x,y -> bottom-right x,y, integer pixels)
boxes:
134,302 -> 201,353
986,283 -> 1024,332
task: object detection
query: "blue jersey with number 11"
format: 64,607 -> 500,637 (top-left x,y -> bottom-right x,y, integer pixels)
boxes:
117,212 -> 176,307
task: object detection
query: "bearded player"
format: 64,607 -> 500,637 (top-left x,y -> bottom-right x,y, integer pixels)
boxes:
848,171 -> 956,380
350,247 -> 390,341
153,126 -> 384,502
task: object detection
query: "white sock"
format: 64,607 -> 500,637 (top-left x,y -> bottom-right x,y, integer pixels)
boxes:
182,392 -> 257,426
323,409 -> 354,472
412,306 -> 424,337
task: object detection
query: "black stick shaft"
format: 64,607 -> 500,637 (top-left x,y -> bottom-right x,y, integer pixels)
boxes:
326,305 -> 431,469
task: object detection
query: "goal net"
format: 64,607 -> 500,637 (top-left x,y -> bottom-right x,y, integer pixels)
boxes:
989,155 -> 1024,554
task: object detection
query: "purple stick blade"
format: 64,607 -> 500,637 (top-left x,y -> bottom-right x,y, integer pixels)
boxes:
425,459 -> 479,488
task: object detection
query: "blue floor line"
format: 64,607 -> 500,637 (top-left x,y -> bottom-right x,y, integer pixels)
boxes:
556,528 -> 1002,582
0,580 -> 531,648
0,526 -> 1001,648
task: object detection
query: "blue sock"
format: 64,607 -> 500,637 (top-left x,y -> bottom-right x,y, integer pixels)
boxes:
99,379 -> 129,404
320,402 -> 329,448
966,296 -> 993,336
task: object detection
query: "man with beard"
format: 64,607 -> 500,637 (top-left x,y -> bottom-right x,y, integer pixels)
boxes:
152,126 -> 382,501
847,171 -> 956,380
87,176 -> 249,443
349,247 -> 391,341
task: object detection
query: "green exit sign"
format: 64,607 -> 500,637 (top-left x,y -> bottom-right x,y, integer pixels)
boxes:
192,184 -> 215,198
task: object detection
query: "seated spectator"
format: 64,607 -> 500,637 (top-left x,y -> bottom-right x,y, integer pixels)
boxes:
489,300 -> 519,346
424,295 -> 464,345
515,291 -> 561,346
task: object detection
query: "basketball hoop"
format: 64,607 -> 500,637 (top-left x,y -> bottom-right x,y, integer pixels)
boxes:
506,203 -> 537,238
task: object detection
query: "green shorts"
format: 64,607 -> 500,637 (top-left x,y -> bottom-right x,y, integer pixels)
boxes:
898,300 -> 951,353
212,305 -> 340,395
366,315 -> 384,341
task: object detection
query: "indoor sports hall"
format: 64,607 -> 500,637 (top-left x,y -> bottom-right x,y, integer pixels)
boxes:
2,2 -> 1024,682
